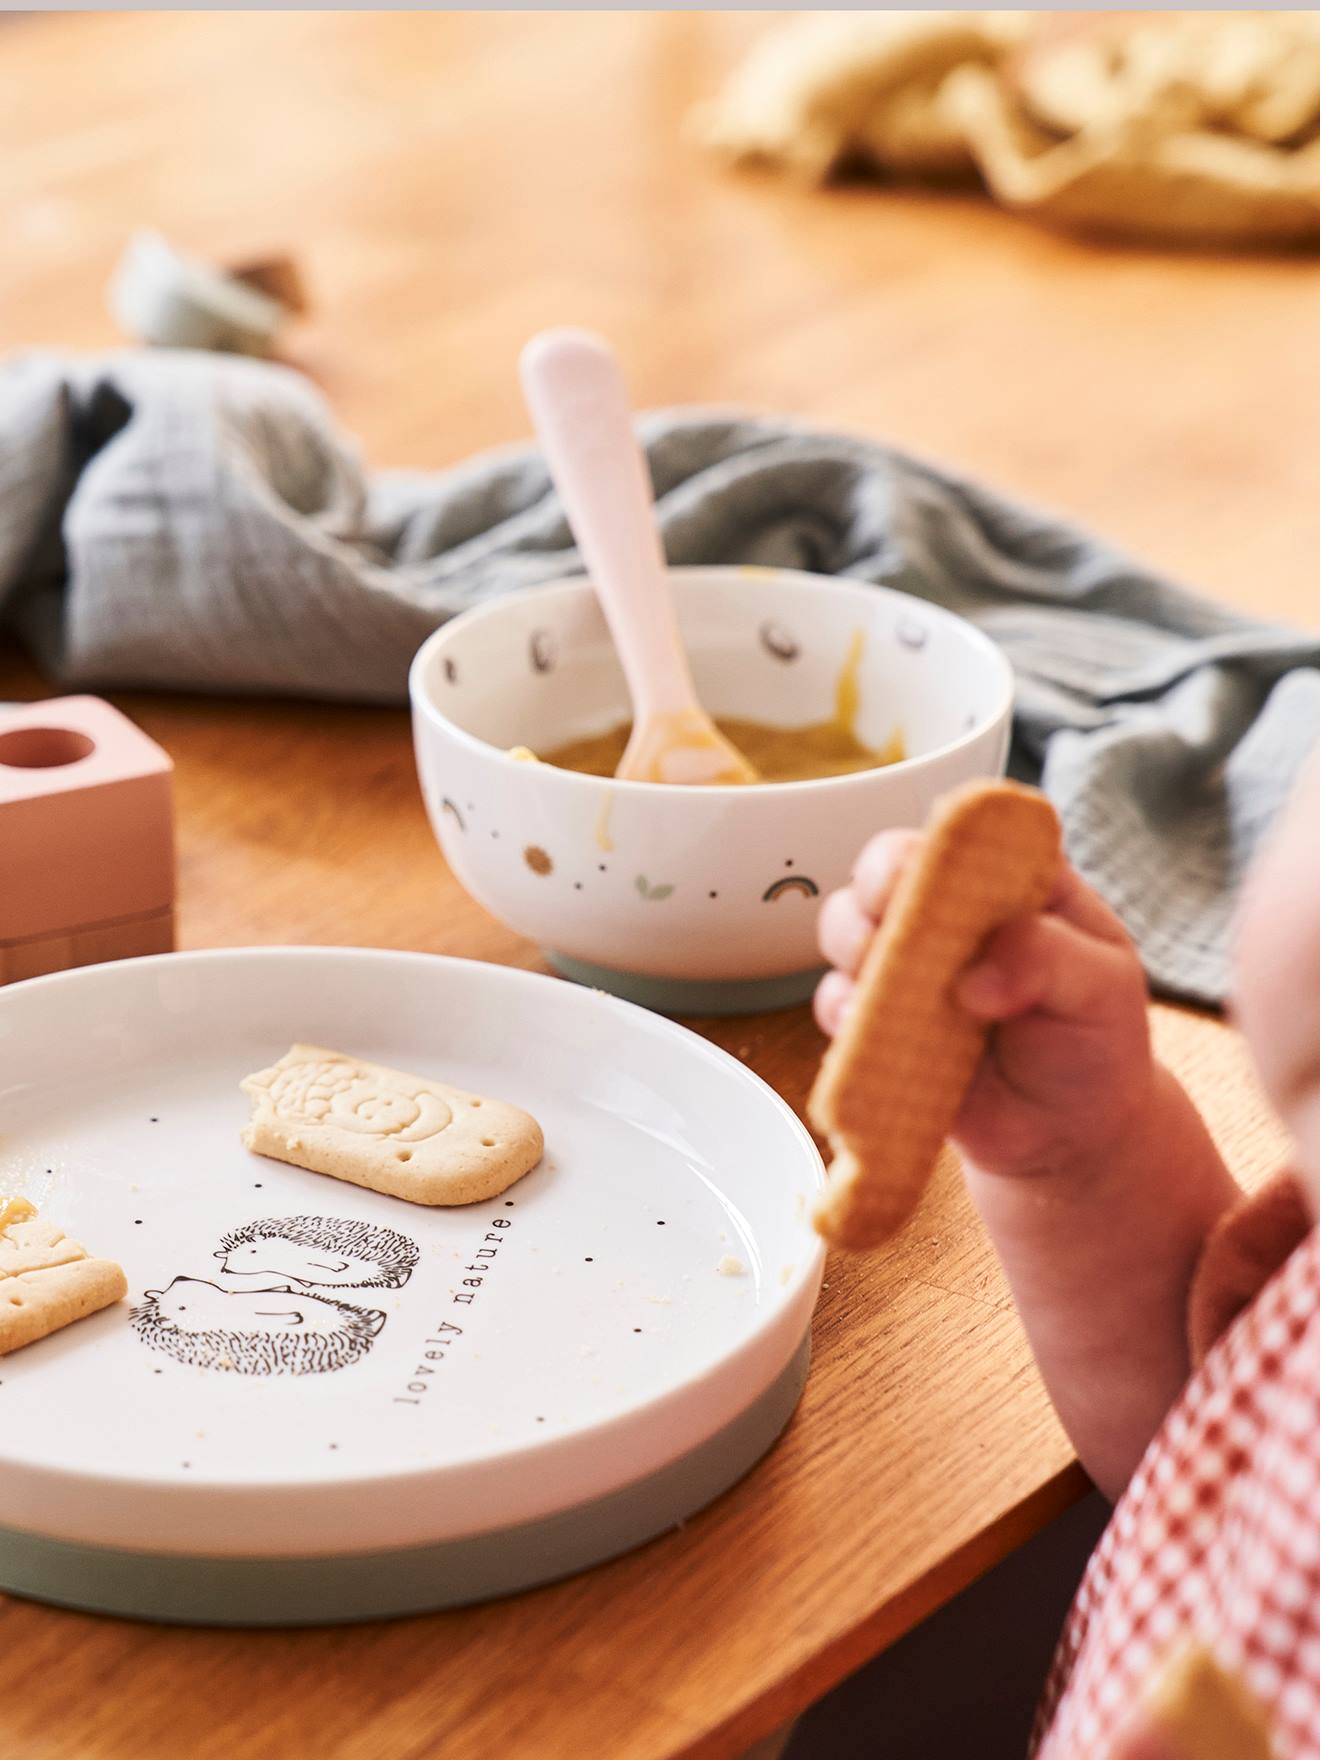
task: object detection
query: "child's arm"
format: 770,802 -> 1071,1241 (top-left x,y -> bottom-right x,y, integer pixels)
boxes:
1234,742 -> 1320,1198
817,838 -> 1242,1499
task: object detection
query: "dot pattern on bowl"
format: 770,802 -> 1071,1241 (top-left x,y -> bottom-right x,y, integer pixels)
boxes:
442,803 -> 830,913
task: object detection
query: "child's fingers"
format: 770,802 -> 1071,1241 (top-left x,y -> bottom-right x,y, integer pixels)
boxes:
819,831 -> 1139,1033
813,969 -> 854,1037
957,910 -> 1146,1024
851,829 -> 922,917
818,830 -> 922,974
817,887 -> 875,977
1046,860 -> 1133,949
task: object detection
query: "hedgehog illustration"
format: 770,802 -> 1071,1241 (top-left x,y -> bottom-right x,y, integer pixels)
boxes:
131,1277 -> 385,1377
214,1214 -> 419,1291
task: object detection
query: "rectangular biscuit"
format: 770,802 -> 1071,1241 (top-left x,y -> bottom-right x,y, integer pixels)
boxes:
240,1043 -> 544,1206
810,780 -> 1062,1250
0,1217 -> 91,1277
0,1260 -> 129,1357
0,1201 -> 127,1357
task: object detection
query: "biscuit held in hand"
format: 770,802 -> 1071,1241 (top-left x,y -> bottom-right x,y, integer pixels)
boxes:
809,781 -> 1062,1250
0,1200 -> 128,1357
1111,1642 -> 1275,1760
240,1044 -> 544,1206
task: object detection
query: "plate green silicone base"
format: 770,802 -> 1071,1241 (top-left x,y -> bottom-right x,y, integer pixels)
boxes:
0,1334 -> 810,1627
547,954 -> 823,1016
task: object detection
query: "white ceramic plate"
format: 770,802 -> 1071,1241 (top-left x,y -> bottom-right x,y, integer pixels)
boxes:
0,950 -> 824,1614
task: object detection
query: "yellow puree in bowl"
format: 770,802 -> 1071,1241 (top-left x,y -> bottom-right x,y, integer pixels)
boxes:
537,631 -> 904,783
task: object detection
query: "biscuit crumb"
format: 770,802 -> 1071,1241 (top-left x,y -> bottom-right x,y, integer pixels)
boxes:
779,1265 -> 794,1285
716,1255 -> 746,1277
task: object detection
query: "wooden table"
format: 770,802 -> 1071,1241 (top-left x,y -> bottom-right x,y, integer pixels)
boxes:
0,13 -> 1307,1760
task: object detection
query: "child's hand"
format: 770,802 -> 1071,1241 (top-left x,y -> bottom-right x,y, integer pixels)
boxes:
815,831 -> 1156,1182
815,821 -> 1242,1495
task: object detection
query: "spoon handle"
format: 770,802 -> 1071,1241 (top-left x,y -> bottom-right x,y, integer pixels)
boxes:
519,328 -> 697,720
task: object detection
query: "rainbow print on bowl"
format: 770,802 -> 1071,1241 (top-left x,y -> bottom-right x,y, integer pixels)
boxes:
762,871 -> 821,905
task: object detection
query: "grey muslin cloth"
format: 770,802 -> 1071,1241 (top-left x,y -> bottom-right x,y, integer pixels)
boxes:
2,349 -> 1318,1007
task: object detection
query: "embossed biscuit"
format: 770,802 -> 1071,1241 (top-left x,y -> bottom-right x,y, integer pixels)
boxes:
240,1044 -> 544,1205
810,780 -> 1062,1250
0,1214 -> 90,1277
0,1202 -> 128,1357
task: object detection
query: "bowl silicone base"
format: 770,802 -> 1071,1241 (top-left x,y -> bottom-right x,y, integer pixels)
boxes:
0,1334 -> 810,1627
547,953 -> 823,1017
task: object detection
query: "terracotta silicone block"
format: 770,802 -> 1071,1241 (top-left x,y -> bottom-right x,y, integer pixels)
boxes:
0,697 -> 175,985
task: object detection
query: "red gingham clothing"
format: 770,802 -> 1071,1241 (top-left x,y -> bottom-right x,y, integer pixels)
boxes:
1034,1187 -> 1320,1759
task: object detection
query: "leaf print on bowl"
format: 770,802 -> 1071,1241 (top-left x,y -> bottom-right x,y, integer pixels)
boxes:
635,875 -> 675,902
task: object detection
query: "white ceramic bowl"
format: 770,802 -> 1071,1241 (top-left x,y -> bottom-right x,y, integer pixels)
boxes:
410,566 -> 1013,1014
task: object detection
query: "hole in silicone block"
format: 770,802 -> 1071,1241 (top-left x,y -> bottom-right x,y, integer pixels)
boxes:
0,727 -> 96,770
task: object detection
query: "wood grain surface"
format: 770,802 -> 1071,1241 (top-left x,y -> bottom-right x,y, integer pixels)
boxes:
0,12 -> 1309,1760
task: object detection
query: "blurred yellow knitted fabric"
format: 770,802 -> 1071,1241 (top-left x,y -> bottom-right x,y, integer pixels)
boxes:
695,11 -> 1320,247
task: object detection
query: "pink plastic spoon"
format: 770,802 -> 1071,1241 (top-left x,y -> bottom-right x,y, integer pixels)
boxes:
519,327 -> 758,786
